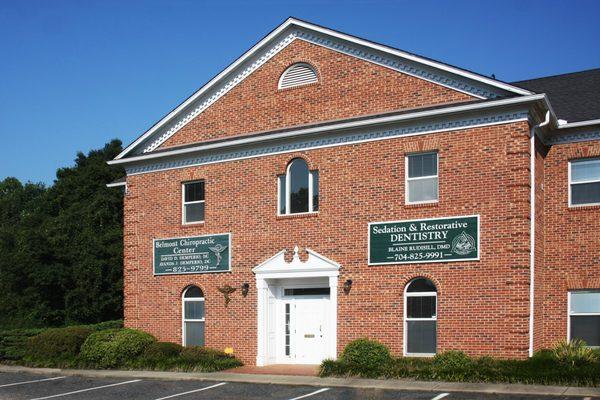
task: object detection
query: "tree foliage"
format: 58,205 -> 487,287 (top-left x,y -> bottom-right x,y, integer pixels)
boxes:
0,140 -> 125,328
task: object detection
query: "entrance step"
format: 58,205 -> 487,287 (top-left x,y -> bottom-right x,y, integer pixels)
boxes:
223,364 -> 318,376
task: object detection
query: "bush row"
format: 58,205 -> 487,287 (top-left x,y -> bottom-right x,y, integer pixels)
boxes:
0,320 -> 122,362
1,321 -> 241,372
319,338 -> 600,387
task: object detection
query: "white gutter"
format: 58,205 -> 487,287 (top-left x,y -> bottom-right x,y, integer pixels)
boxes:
109,94 -> 549,166
556,118 -> 600,129
529,110 -> 550,357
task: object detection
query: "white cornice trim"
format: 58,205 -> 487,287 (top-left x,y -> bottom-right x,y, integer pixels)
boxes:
114,18 -> 533,160
108,94 -> 547,166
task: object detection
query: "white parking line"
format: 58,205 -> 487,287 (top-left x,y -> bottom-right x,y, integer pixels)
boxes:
28,379 -> 141,400
431,393 -> 450,400
0,376 -> 66,388
288,388 -> 330,400
152,382 -> 227,400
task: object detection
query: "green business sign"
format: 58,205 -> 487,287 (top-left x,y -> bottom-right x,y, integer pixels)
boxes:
369,215 -> 479,265
153,233 -> 231,275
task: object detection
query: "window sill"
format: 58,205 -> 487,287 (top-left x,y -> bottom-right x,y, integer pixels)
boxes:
182,221 -> 205,227
276,212 -> 319,220
568,203 -> 600,210
404,201 -> 439,209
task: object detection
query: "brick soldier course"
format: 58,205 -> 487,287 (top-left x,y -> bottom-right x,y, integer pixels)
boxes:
109,18 -> 600,366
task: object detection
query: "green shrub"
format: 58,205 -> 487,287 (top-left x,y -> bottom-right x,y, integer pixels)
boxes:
80,328 -> 155,368
552,340 -> 599,367
340,338 -> 392,378
141,342 -> 183,359
87,320 -> 124,331
0,328 -> 45,361
25,326 -> 93,362
430,351 -> 475,381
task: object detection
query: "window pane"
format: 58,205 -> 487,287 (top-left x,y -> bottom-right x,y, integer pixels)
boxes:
408,153 -> 437,178
185,321 -> 205,346
408,177 -> 438,203
570,316 -> 600,347
185,300 -> 205,319
184,286 -> 204,298
407,296 -> 436,318
312,171 -> 319,212
278,175 -> 286,214
571,291 -> 600,313
407,320 -> 436,354
289,159 -> 309,213
571,182 -> 600,205
572,159 -> 600,182
407,278 -> 437,293
184,181 -> 205,202
185,202 -> 205,223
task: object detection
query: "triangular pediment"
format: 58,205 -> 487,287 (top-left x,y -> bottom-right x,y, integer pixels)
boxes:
253,246 -> 340,276
115,18 -> 532,160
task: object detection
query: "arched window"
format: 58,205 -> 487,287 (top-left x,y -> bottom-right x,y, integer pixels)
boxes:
278,63 -> 318,90
404,278 -> 437,356
182,286 -> 205,346
277,158 -> 319,215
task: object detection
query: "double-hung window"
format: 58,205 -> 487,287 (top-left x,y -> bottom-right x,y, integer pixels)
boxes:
569,291 -> 600,347
406,152 -> 438,204
182,286 -> 205,346
182,181 -> 205,224
569,158 -> 600,206
278,158 -> 319,215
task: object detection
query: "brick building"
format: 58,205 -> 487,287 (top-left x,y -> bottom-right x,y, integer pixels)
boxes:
108,18 -> 600,365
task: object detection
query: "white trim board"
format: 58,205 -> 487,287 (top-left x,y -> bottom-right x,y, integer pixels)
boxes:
114,18 -> 533,160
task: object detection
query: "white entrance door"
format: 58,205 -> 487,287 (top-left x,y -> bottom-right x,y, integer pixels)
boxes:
288,295 -> 329,364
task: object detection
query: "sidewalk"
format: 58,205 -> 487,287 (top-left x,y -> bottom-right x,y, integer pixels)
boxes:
1,364 -> 599,398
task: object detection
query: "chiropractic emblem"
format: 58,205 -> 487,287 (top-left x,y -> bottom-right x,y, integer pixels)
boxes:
208,243 -> 227,266
451,231 -> 476,255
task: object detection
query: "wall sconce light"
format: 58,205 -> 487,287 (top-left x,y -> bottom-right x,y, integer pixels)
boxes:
343,279 -> 353,294
241,283 -> 250,297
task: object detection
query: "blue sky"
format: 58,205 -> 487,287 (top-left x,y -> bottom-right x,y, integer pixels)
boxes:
1,0 -> 599,184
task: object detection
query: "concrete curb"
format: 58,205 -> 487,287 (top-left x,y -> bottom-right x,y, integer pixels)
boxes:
1,364 -> 599,397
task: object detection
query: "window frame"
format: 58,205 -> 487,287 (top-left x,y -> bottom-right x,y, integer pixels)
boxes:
568,158 -> 600,207
403,278 -> 438,357
182,286 -> 205,347
405,151 -> 439,205
181,180 -> 205,225
567,290 -> 600,347
277,159 -> 319,216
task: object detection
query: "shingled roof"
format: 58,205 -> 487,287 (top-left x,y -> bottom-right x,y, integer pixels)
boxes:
512,68 -> 600,123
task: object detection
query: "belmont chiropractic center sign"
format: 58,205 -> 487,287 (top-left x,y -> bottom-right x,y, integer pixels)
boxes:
369,215 -> 479,265
154,233 -> 231,275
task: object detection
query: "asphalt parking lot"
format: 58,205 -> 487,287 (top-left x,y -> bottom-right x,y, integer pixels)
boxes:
0,371 -> 596,400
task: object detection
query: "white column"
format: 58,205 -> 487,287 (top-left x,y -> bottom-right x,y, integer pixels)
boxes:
255,277 -> 268,366
328,274 -> 339,360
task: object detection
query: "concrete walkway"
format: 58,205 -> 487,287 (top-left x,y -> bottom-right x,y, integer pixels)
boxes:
1,364 -> 599,398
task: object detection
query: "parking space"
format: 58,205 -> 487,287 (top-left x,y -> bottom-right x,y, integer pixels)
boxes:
0,371 -> 595,400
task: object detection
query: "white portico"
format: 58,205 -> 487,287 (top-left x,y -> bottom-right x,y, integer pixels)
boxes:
253,246 -> 340,366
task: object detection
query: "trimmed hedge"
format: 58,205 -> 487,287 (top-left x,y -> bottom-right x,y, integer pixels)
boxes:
80,328 -> 156,368
0,328 -> 45,361
339,338 -> 392,378
141,342 -> 183,360
25,326 -> 93,362
320,339 -> 600,387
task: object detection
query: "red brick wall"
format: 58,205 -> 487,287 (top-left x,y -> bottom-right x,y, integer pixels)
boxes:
158,39 -> 474,149
124,121 -> 533,364
540,140 -> 600,349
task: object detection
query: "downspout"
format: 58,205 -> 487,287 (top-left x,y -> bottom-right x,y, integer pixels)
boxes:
529,111 -> 550,357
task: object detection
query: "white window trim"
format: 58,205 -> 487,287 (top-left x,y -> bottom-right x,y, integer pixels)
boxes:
403,282 -> 437,357
567,290 -> 600,347
277,162 -> 319,216
568,158 -> 600,207
405,152 -> 439,205
182,181 -> 205,225
182,288 -> 205,347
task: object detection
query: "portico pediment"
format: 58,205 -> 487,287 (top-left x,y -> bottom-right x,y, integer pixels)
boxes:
252,246 -> 340,279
